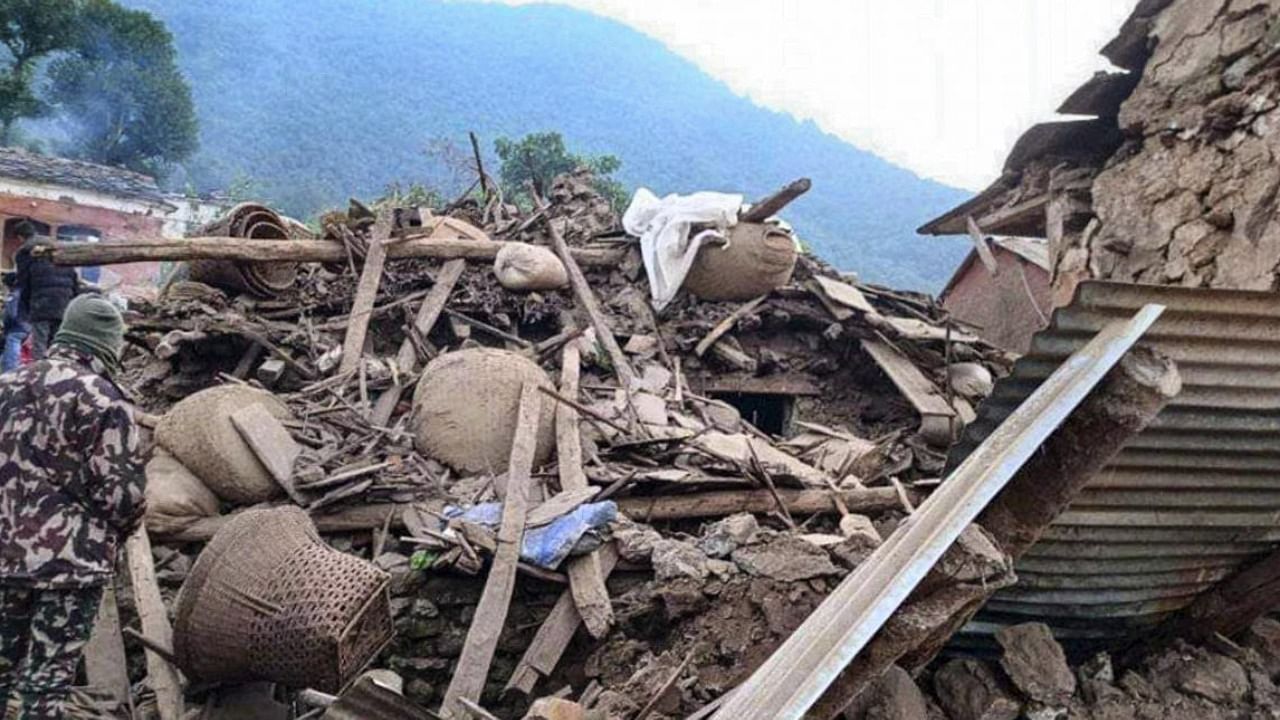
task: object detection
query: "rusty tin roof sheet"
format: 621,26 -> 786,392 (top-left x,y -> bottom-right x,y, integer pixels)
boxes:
948,281 -> 1280,651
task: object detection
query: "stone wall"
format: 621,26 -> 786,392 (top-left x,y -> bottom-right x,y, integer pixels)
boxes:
1058,0 -> 1280,300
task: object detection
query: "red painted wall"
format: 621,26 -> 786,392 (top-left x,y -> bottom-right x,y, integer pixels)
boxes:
0,192 -> 166,287
942,246 -> 1052,353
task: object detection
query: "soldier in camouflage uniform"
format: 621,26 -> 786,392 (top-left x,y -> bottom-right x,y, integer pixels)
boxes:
0,294 -> 145,719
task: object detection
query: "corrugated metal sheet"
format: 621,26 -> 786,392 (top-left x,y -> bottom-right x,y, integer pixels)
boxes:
948,281 -> 1280,652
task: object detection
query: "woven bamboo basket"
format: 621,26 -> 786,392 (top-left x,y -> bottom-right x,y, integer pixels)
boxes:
173,507 -> 393,692
155,384 -> 292,505
683,222 -> 798,301
410,347 -> 555,473
187,203 -> 299,297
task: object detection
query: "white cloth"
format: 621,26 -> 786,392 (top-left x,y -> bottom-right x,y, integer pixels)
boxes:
622,187 -> 743,311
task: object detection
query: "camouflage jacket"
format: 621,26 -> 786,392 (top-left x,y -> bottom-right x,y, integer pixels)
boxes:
0,346 -> 145,588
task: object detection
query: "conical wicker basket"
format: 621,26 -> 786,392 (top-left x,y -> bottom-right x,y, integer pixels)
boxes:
173,507 -> 393,692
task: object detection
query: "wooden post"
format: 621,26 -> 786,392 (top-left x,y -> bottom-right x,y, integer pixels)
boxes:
809,346 -> 1180,719
126,528 -> 184,720
440,384 -> 542,718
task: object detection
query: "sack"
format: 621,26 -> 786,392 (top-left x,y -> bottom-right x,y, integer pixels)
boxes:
411,348 -> 556,473
949,362 -> 994,399
156,384 -> 292,505
144,449 -> 221,536
494,243 -> 569,291
682,222 -> 798,301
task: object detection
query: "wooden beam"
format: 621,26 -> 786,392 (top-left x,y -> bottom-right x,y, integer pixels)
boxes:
507,545 -> 620,695
36,235 -> 624,268
741,178 -> 812,223
557,343 -> 614,639
126,528 -> 184,720
618,487 -> 903,521
440,384 -> 542,718
339,211 -> 392,376
371,258 -> 466,427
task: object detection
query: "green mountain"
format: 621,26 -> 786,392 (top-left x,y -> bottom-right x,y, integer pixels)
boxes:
121,0 -> 970,290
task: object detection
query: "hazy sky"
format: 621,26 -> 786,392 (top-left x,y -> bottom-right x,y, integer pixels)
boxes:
495,0 -> 1137,190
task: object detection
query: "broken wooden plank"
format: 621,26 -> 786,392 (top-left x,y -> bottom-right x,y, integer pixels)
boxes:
339,211 -> 393,376
37,233 -> 625,268
506,544 -> 620,696
860,338 -> 954,418
965,216 -> 1000,275
370,258 -> 466,427
716,304 -> 1166,720
440,383 -> 543,718
695,296 -> 766,357
536,199 -> 636,389
526,488 -> 599,528
708,339 -> 758,373
741,178 -> 811,223
84,584 -> 133,712
556,343 -> 614,639
810,275 -> 876,316
230,403 -> 303,503
126,528 -> 184,720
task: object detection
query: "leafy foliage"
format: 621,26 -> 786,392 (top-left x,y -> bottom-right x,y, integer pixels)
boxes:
0,0 -> 79,141
46,0 -> 197,175
494,131 -> 626,208
120,0 -> 970,290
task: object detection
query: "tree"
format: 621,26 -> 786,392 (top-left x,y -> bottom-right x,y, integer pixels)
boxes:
493,131 -> 627,208
0,0 -> 80,143
47,0 -> 197,176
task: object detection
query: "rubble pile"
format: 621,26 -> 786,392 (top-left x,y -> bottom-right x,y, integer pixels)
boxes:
847,618 -> 1280,720
82,169 -> 1024,718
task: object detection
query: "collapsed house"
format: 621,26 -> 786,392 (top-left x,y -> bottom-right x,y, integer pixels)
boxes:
43,2 -> 1280,718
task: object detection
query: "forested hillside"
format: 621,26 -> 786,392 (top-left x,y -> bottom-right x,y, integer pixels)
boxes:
122,0 -> 970,290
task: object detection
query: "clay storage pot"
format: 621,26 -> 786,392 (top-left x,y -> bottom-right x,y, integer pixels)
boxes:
173,506 -> 393,692
186,203 -> 299,297
155,384 -> 292,505
410,348 -> 556,473
682,222 -> 798,301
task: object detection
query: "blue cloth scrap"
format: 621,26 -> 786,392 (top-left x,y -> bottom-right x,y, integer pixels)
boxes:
444,500 -> 617,570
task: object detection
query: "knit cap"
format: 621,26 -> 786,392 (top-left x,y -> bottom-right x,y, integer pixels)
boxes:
53,294 -> 125,370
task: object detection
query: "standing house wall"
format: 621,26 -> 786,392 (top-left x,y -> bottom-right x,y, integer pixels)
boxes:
942,245 -> 1051,353
1057,0 -> 1280,298
0,177 -> 223,287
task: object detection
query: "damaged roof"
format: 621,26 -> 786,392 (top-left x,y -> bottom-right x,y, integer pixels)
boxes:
916,0 -> 1171,238
0,146 -> 166,203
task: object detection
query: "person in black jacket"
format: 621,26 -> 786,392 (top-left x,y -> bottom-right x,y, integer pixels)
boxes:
12,221 -> 80,359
